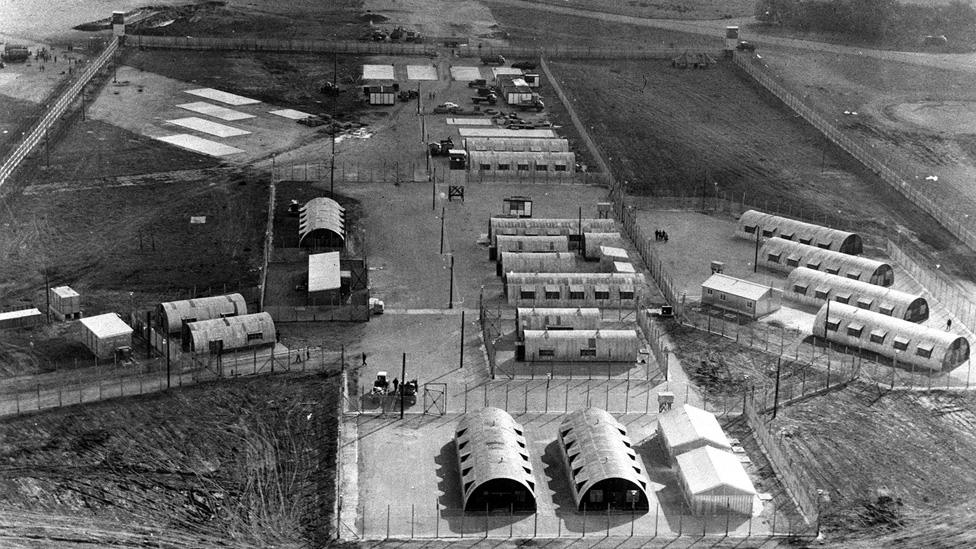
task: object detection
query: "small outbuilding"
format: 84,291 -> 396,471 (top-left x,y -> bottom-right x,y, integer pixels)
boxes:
494,235 -> 569,258
309,251 -> 341,293
455,407 -> 537,512
656,404 -> 732,459
299,197 -> 345,248
675,445 -> 757,516
48,286 -> 81,320
759,239 -> 893,286
737,210 -> 863,254
505,272 -> 644,308
582,232 -> 625,260
79,313 -> 133,360
157,294 -> 248,335
515,307 -> 602,339
786,267 -> 928,322
182,312 -> 276,354
558,408 -> 650,510
613,262 -> 636,274
522,329 -> 639,362
498,251 -> 576,278
813,302 -> 969,371
700,274 -> 779,319
0,308 -> 43,330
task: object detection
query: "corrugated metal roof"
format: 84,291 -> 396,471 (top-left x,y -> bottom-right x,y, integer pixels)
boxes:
0,308 -> 42,321
308,252 -> 341,292
558,408 -> 651,509
814,302 -> 967,355
80,313 -> 133,339
507,272 -> 646,287
468,150 -> 575,163
657,404 -> 732,453
50,286 -> 79,298
676,446 -> 756,496
613,262 -> 636,273
786,267 -> 925,319
524,329 -> 637,341
500,251 -> 576,274
739,210 -> 862,254
760,239 -> 890,277
701,274 -> 771,302
186,312 -> 276,352
517,307 -> 601,318
463,137 -> 570,153
158,293 -> 248,333
458,128 -> 556,139
599,246 -> 628,259
299,197 -> 345,246
455,408 -> 536,510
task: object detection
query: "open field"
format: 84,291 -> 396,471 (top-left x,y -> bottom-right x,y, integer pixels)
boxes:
506,0 -> 753,20
0,371 -> 339,547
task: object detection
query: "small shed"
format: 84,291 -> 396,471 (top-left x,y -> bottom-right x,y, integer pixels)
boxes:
700,274 -> 779,319
676,445 -> 757,516
613,262 -> 636,274
737,210 -> 863,254
182,312 -> 276,354
786,267 -> 928,322
656,404 -> 732,459
522,329 -> 639,362
813,302 -> 969,371
455,408 -> 537,512
515,307 -> 601,339
309,251 -> 341,293
0,308 -> 43,330
558,408 -> 650,510
583,232 -> 625,260
498,251 -> 576,278
468,151 -> 575,179
157,294 -> 248,335
506,272 -> 644,308
79,313 -> 133,359
494,235 -> 569,258
299,197 -> 345,248
759,239 -> 893,286
598,246 -> 629,271
49,286 -> 81,320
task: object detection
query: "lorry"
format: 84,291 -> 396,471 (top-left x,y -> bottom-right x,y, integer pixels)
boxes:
481,54 -> 506,66
467,78 -> 488,88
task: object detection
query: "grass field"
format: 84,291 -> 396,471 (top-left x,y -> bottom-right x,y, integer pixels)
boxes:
0,371 -> 340,547
518,0 -> 754,20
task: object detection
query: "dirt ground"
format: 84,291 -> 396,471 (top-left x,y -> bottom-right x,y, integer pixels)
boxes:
0,371 -> 339,547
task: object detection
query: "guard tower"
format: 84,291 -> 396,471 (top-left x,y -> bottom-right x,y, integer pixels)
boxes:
112,12 -> 126,37
724,26 -> 739,56
503,196 -> 532,218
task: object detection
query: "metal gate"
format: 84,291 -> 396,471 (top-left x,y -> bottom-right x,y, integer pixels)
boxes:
424,383 -> 447,415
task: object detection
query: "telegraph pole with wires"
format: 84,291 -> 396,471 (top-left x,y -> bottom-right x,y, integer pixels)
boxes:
330,49 -> 338,197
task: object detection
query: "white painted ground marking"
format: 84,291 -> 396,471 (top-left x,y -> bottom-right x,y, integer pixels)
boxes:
446,117 -> 492,125
177,102 -> 255,121
406,65 -> 437,81
184,88 -> 260,105
269,108 -> 313,120
166,117 -> 251,137
362,64 -> 395,80
155,134 -> 244,156
449,66 -> 482,81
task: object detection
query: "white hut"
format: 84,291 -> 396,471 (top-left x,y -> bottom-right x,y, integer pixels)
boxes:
182,312 -> 276,354
657,404 -> 732,459
0,308 -> 43,330
79,313 -> 133,360
813,302 -> 969,371
786,267 -> 928,322
737,210 -> 863,254
515,307 -> 602,339
759,239 -> 893,286
522,329 -> 638,362
700,274 -> 780,319
48,286 -> 81,320
498,251 -> 576,278
676,446 -> 757,516
489,218 -> 616,249
598,246 -> 629,271
505,272 -> 644,308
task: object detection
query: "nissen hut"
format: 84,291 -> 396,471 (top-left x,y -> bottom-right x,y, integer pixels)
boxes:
521,329 -> 639,362
494,235 -> 569,258
787,267 -> 928,322
515,307 -> 602,339
182,312 -> 276,354
759,239 -> 893,286
156,294 -> 248,336
455,408 -> 537,512
498,251 -> 576,278
737,210 -> 863,254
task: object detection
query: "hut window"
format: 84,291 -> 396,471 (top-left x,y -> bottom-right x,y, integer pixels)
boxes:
580,349 -> 596,357
458,440 -> 468,450
825,267 -> 840,275
517,440 -> 526,448
514,427 -> 523,436
799,237 -> 812,245
619,289 -> 635,300
523,467 -> 532,475
544,285 -> 560,299
706,288 -> 714,295
576,481 -> 586,493
893,337 -> 909,351
480,163 -> 491,171
626,489 -> 641,503
766,252 -> 781,263
719,293 -> 727,301
246,332 -> 263,342
464,481 -> 474,492
806,260 -> 822,270
516,240 -> 524,251
538,349 -> 555,357
814,289 -> 829,300
825,318 -> 840,331
869,330 -> 887,344
589,490 -> 604,503
878,304 -> 894,316
561,428 -> 572,438
817,242 -> 831,250
569,285 -> 585,299
786,256 -> 800,267
856,297 -> 873,309
520,290 -> 536,300
564,440 -> 574,449
762,229 -> 774,238
457,428 -> 467,438
747,301 -> 754,309
536,164 -> 548,171
779,232 -> 794,240
744,225 -> 756,234
517,163 -> 530,171
916,344 -> 933,358
846,271 -> 862,281
554,164 -> 568,172
847,323 -> 864,338
834,293 -> 851,304
460,453 -> 470,462
633,466 -> 642,475
462,467 -> 472,476
497,163 -> 509,171
588,338 -> 597,347
595,286 -> 610,300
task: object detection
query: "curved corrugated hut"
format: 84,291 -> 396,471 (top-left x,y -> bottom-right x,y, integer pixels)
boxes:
464,137 -> 570,153
489,218 -> 616,248
299,197 -> 345,247
157,294 -> 248,335
813,302 -> 969,371
515,307 -> 601,339
498,251 -> 576,278
582,232 -> 624,260
455,408 -> 537,512
737,210 -> 863,254
523,329 -> 639,362
558,408 -> 650,510
759,239 -> 893,286
495,235 -> 570,257
786,267 -> 928,322
182,312 -> 276,354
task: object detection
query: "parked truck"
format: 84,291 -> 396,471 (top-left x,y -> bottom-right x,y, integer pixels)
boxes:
481,54 -> 506,66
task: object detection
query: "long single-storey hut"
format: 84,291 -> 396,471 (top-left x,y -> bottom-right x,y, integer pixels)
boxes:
0,308 -> 43,330
515,307 -> 602,339
737,210 -> 863,254
700,274 -> 780,319
657,404 -> 732,459
558,408 -> 650,510
156,294 -> 248,335
468,151 -> 576,179
494,235 -> 570,259
498,251 -> 576,278
786,267 -> 928,322
522,329 -> 639,362
455,408 -> 537,512
813,302 -> 969,371
489,218 -> 616,249
182,312 -> 276,354
759,239 -> 893,286
463,137 -> 570,153
675,446 -> 757,516
505,272 -> 644,308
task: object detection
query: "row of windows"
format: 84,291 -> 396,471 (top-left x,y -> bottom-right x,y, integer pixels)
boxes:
520,289 -> 635,300
767,253 -> 863,279
703,289 -> 756,308
825,321 -> 933,357
793,285 -> 898,315
744,226 -> 834,249
479,163 -> 569,172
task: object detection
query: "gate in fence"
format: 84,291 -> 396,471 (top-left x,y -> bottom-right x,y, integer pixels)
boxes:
424,383 -> 447,415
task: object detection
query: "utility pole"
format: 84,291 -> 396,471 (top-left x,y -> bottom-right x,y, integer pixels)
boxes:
440,206 -> 446,254
772,357 -> 782,419
753,225 -> 761,273
459,310 -> 465,369
448,255 -> 455,309
330,49 -> 338,197
400,353 -> 407,419
44,268 -> 50,323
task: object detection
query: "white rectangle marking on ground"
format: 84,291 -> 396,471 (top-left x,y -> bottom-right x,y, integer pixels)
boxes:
177,102 -> 255,121
492,67 -> 524,78
446,118 -> 492,125
363,64 -> 395,80
406,65 -> 437,81
269,108 -> 313,120
167,117 -> 251,137
185,88 -> 260,105
450,66 -> 482,81
155,134 -> 244,156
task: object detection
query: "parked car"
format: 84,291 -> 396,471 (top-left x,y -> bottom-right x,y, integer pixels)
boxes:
735,41 -> 756,52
